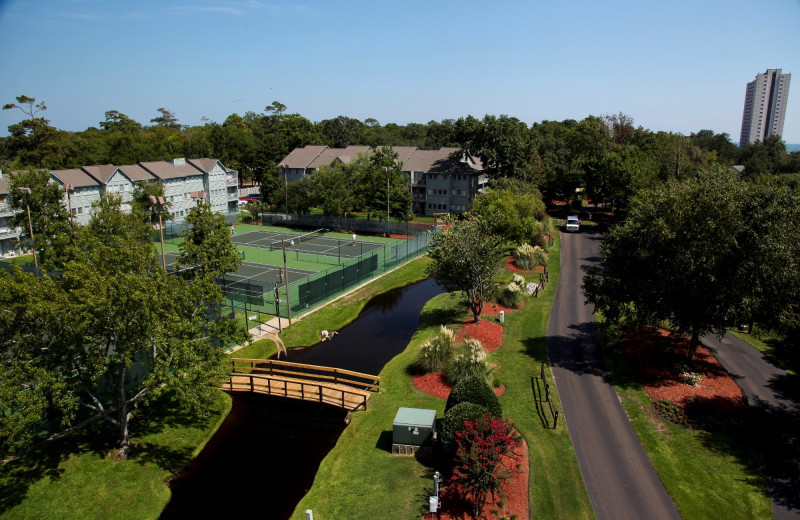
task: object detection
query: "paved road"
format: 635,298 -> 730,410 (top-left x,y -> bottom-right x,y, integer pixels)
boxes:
703,333 -> 800,518
547,228 -> 682,520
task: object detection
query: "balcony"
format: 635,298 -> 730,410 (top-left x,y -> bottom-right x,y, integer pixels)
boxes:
0,227 -> 20,239
0,204 -> 16,217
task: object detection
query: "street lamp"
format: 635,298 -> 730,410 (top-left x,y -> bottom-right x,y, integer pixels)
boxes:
17,187 -> 37,268
282,164 -> 289,216
149,195 -> 167,272
63,183 -> 75,230
189,191 -> 206,205
383,167 -> 392,238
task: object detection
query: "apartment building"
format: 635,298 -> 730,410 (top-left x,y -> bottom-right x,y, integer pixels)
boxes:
740,68 -> 791,146
278,145 -> 487,216
0,158 -> 238,256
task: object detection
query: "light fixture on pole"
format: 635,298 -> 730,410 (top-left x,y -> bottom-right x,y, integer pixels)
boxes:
63,183 -> 75,230
189,191 -> 206,205
17,187 -> 37,268
282,164 -> 289,216
383,167 -> 391,238
149,195 -> 167,272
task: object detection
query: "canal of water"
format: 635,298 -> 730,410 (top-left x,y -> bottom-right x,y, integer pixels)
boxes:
159,277 -> 444,519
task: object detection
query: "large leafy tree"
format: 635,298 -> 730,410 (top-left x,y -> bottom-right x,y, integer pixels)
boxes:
6,168 -> 74,270
469,180 -> 547,247
584,168 -> 800,360
2,94 -> 64,169
426,215 -> 507,323
0,195 -> 245,459
311,162 -> 356,216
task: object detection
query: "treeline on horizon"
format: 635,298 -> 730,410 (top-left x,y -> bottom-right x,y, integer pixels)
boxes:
3,96 -> 800,213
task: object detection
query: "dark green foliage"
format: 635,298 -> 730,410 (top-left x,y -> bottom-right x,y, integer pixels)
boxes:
445,375 -> 502,418
438,401 -> 487,460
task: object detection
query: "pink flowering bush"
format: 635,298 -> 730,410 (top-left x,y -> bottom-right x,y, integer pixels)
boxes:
449,414 -> 521,519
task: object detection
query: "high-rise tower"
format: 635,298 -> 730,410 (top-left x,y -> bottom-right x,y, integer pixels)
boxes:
739,69 -> 791,146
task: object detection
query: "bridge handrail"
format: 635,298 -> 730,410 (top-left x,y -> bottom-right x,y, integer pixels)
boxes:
225,372 -> 369,411
230,358 -> 380,392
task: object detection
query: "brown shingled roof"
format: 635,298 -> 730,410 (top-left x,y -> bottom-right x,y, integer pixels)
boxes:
402,147 -> 483,173
187,158 -> 222,173
81,164 -> 120,184
139,161 -> 203,180
50,169 -> 100,188
278,145 -> 328,168
117,164 -> 157,182
308,146 -> 371,169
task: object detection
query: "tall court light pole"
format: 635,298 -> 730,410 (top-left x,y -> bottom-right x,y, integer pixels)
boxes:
149,195 -> 167,272
63,183 -> 75,232
18,187 -> 37,268
282,164 -> 289,216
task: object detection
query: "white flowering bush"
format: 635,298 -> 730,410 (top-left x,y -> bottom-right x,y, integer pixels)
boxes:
512,273 -> 525,285
513,243 -> 537,270
532,245 -> 547,267
415,325 -> 456,373
446,338 -> 488,385
497,281 -> 524,308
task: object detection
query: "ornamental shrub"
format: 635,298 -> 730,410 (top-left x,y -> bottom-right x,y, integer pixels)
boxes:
532,245 -> 547,267
438,401 -> 487,460
414,325 -> 456,374
450,414 -> 521,519
513,243 -> 536,270
445,374 -> 502,418
497,281 -> 523,308
445,338 -> 487,385
512,273 -> 525,286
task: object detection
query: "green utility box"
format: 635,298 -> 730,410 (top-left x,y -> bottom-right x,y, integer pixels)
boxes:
392,407 -> 436,455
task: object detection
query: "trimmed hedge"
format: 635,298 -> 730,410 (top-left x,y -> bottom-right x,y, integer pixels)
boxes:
444,374 -> 502,418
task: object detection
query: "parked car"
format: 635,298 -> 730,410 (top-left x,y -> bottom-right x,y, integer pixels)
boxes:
565,215 -> 580,232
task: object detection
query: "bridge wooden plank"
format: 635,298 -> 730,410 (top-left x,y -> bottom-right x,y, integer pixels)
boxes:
223,373 -> 372,411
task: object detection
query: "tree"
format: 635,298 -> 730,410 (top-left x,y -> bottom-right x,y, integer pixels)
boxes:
318,115 -> 365,148
469,181 -> 546,247
150,107 -> 181,129
449,414 -> 521,519
426,215 -> 507,323
311,163 -> 356,216
2,94 -> 63,168
6,168 -> 74,270
583,167 -> 800,361
477,114 -> 537,182
174,202 -> 242,278
0,195 -> 245,458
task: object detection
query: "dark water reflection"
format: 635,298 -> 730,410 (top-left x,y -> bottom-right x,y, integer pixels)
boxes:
160,277 -> 443,519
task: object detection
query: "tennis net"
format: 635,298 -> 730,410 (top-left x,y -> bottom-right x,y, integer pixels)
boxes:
268,228 -> 325,250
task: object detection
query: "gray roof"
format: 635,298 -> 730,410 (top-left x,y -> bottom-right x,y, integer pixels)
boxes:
50,168 -> 101,188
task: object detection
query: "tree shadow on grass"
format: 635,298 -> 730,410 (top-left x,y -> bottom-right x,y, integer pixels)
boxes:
0,392 -> 220,514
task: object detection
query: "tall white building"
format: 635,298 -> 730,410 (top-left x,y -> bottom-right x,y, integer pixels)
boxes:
739,69 -> 791,146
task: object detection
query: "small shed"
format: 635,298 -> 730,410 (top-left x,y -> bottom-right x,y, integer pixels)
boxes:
392,407 -> 436,455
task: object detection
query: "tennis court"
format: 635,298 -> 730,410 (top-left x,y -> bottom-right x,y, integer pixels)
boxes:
164,251 -> 316,305
231,228 -> 385,260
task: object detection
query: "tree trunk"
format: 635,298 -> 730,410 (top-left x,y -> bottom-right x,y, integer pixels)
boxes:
688,331 -> 700,363
468,299 -> 483,324
116,365 -> 131,459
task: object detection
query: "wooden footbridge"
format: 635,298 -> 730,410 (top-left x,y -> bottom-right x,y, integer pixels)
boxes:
223,358 -> 380,411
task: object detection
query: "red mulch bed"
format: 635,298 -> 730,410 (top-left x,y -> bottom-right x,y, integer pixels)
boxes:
457,318 -> 504,353
437,440 -> 530,520
505,257 -> 545,274
481,301 -> 524,316
622,327 -> 746,415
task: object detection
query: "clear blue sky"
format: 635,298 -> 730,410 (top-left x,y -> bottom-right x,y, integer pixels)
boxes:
2,0 -> 799,143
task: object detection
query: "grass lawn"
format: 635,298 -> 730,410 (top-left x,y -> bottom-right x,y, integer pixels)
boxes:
599,321 -> 772,519
289,238 -> 594,520
0,391 -> 231,520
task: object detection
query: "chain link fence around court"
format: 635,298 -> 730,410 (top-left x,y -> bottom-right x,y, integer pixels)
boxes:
221,222 -> 434,330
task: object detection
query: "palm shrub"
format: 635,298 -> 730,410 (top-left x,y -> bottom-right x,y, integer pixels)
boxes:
445,374 -> 502,418
513,243 -> 537,270
438,401 -> 487,460
532,245 -> 547,267
414,325 -> 456,373
446,338 -> 487,385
